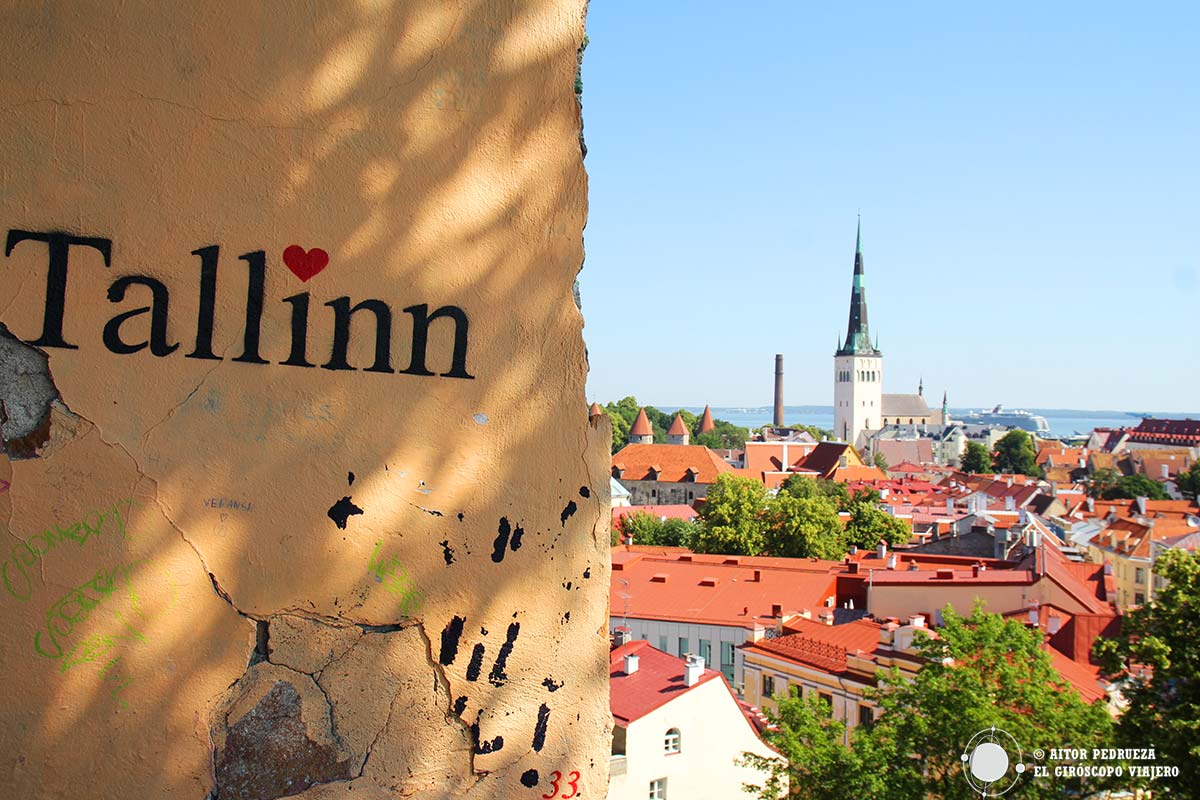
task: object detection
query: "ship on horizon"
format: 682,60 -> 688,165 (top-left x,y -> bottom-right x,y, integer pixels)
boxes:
958,404 -> 1050,433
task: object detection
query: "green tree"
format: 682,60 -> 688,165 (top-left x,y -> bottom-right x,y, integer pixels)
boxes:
763,494 -> 845,559
693,474 -> 769,555
694,419 -> 750,450
739,693 -> 889,800
991,430 -> 1041,477
960,441 -> 992,474
1178,461 -> 1200,500
783,423 -> 833,441
743,606 -> 1114,799
872,451 -> 888,471
671,408 -> 699,433
1095,549 -> 1200,798
780,475 -> 850,509
1088,467 -> 1119,498
866,605 -> 1115,799
605,409 -> 631,453
844,502 -> 909,550
617,511 -> 697,548
1101,473 -> 1170,500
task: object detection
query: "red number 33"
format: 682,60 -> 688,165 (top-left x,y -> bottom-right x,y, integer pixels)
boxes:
541,770 -> 581,799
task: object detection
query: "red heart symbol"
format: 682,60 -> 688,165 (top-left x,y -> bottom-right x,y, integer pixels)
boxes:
283,245 -> 329,282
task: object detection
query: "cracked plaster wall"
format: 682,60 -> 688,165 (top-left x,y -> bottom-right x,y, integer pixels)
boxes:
0,3 -> 609,799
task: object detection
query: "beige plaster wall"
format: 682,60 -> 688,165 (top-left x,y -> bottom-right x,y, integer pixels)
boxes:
0,2 -> 608,798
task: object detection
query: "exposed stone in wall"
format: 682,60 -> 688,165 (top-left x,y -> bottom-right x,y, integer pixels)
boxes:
0,3 -> 606,799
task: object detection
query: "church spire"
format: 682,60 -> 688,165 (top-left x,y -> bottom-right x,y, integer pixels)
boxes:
836,217 -> 880,356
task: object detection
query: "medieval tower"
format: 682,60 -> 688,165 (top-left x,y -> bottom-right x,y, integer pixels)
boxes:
833,218 -> 883,445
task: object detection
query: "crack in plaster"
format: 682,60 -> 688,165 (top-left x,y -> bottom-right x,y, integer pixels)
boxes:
138,351 -> 229,449
130,91 -> 319,133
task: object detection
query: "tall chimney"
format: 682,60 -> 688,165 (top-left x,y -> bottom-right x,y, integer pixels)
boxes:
684,654 -> 705,687
773,354 -> 784,427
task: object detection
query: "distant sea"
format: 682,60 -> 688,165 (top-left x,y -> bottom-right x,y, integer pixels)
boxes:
675,406 -> 1198,440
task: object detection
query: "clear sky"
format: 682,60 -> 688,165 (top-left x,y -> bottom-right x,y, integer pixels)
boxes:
578,2 -> 1199,413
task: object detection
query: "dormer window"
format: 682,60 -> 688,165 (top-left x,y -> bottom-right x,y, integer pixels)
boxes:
683,467 -> 698,483
647,466 -> 661,481
612,465 -> 624,479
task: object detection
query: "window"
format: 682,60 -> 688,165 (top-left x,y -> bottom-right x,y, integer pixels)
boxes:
658,636 -> 668,652
762,673 -> 775,698
1135,567 -> 1145,584
649,778 -> 667,799
678,636 -> 688,656
699,639 -> 711,665
1135,592 -> 1145,605
818,692 -> 833,714
858,704 -> 874,726
721,641 -> 735,668
664,728 -> 681,754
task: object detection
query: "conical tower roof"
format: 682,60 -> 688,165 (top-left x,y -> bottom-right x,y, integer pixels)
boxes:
667,413 -> 689,436
836,216 -> 880,357
589,402 -> 602,417
629,408 -> 653,437
699,404 -> 716,433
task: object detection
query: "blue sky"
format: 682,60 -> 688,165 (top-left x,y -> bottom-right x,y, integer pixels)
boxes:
578,2 -> 1198,412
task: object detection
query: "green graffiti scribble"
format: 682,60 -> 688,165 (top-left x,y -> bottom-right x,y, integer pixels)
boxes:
368,541 -> 424,615
33,559 -> 145,660
2,498 -> 134,602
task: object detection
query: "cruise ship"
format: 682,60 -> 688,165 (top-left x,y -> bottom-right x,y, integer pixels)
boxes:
958,405 -> 1050,433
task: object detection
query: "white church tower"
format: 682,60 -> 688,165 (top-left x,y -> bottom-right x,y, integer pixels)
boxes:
833,218 -> 882,446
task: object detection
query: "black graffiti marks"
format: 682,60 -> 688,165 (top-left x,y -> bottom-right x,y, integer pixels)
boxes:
347,471 -> 355,486
487,622 -> 520,687
532,703 -> 551,752
326,496 -> 363,529
439,615 -> 466,666
542,677 -> 563,693
559,501 -> 577,527
452,696 -> 468,717
509,523 -> 524,552
491,517 -> 511,563
521,769 -> 540,787
466,643 -> 486,682
439,539 -> 456,566
583,567 -> 591,579
578,485 -> 590,498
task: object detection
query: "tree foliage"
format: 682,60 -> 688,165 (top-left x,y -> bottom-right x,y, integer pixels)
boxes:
693,474 -> 770,556
743,605 -> 1115,799
780,475 -> 850,509
1101,473 -> 1169,501
872,451 -> 888,471
616,511 -> 697,548
600,396 -> 748,452
960,441 -> 992,474
763,494 -> 845,560
991,430 -> 1041,476
1095,549 -> 1200,797
844,501 -> 909,550
1177,462 -> 1200,500
1088,467 -> 1120,498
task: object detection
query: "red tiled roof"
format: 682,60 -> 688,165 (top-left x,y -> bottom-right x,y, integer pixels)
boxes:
1045,646 -> 1107,703
831,464 -> 889,483
668,413 -> 689,436
589,402 -> 603,417
612,443 -> 736,484
610,641 -> 721,725
795,443 -> 858,480
1128,418 -> 1200,446
699,405 -> 716,434
630,408 -> 654,436
745,618 -> 884,675
609,548 -> 844,629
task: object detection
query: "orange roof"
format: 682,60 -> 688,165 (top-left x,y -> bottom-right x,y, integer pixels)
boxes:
609,548 -> 844,629
1037,444 -> 1088,467
612,443 -> 736,484
699,405 -> 716,433
589,402 -> 603,417
668,413 -> 689,436
630,408 -> 653,436
1045,646 -> 1107,703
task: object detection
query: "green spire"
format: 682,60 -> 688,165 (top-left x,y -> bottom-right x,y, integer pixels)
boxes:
856,214 -> 862,255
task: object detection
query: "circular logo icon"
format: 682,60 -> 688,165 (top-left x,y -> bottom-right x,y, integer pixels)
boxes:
961,727 -> 1026,796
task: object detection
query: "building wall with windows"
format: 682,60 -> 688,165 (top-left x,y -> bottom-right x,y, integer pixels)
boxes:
610,618 -> 749,686
607,675 -> 776,800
